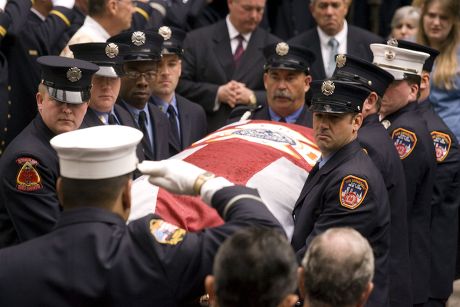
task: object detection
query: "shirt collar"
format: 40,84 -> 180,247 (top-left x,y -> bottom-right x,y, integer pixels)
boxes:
31,7 -> 46,21
151,95 -> 178,115
317,20 -> 348,49
226,15 -> 252,42
268,105 -> 305,123
84,16 -> 111,40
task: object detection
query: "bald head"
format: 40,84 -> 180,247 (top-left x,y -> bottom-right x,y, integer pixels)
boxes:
301,227 -> 374,307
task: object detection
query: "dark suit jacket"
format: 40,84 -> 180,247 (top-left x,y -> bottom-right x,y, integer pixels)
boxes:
292,140 -> 390,307
151,94 -> 208,157
177,19 -> 280,132
358,114 -> 412,306
288,25 -> 384,80
228,103 -> 312,128
117,99 -> 170,161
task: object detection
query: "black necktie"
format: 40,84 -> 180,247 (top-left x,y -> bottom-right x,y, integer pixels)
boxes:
279,117 -> 287,123
108,114 -> 118,125
167,105 -> 181,148
138,111 -> 152,152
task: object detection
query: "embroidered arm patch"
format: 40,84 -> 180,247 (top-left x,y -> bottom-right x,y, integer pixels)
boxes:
149,219 -> 186,245
339,175 -> 368,210
392,128 -> 417,159
431,131 -> 451,162
15,157 -> 43,192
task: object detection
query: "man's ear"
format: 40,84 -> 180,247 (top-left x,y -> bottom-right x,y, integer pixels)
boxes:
357,282 -> 374,307
420,72 -> 430,91
204,275 -> 217,306
298,267 -> 306,299
106,0 -> 117,16
279,294 -> 299,307
56,177 -> 63,205
304,75 -> 312,93
121,178 -> 132,219
408,82 -> 419,102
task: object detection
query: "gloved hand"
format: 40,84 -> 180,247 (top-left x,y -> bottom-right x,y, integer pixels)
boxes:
137,160 -> 208,195
52,0 -> 75,9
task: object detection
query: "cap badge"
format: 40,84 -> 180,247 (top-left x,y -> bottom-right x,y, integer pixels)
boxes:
387,38 -> 398,47
105,43 -> 119,58
385,49 -> 396,61
131,31 -> 146,46
321,80 -> 335,96
381,119 -> 391,129
66,67 -> 82,82
158,26 -> 172,40
336,54 -> 347,68
275,42 -> 289,56
324,105 -> 333,112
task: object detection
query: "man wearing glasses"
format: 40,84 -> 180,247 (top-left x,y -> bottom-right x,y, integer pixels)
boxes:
108,30 -> 170,161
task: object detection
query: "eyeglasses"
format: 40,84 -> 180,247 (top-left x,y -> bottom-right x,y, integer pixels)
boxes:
124,71 -> 157,81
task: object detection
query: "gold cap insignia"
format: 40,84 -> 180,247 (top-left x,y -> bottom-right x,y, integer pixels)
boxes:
131,31 -> 146,46
66,67 -> 82,82
275,42 -> 289,56
385,49 -> 396,61
336,54 -> 347,68
105,43 -> 119,58
368,80 -> 373,86
158,26 -> 172,40
321,80 -> 335,96
387,38 -> 398,47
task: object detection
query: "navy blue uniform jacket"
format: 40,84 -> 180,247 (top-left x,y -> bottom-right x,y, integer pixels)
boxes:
383,102 -> 436,304
0,186 -> 283,306
291,139 -> 390,307
0,115 -> 59,247
358,113 -> 412,306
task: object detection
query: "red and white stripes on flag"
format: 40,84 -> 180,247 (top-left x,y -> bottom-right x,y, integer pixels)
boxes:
130,120 -> 320,239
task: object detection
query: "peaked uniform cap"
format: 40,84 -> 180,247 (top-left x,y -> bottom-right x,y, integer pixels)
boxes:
370,42 -> 430,80
70,42 -> 130,77
263,42 -> 315,73
50,125 -> 143,179
107,30 -> 163,63
309,79 -> 370,114
37,55 -> 99,104
332,54 -> 394,97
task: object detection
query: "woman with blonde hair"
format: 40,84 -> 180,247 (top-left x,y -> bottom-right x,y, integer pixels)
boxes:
417,0 -> 460,141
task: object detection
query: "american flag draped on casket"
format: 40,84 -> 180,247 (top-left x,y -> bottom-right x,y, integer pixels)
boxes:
129,120 -> 320,239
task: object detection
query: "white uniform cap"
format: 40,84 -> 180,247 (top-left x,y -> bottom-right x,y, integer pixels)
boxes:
50,125 -> 143,179
370,43 -> 430,80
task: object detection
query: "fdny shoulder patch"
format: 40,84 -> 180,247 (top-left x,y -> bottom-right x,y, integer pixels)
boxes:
392,128 -> 417,159
339,175 -> 368,210
16,157 -> 42,192
149,219 -> 186,245
431,131 -> 451,162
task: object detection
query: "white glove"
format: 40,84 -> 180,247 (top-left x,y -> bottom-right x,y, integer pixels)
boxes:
137,160 -> 207,195
52,0 -> 75,9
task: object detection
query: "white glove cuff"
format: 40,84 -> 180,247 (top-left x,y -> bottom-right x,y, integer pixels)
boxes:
201,177 -> 234,205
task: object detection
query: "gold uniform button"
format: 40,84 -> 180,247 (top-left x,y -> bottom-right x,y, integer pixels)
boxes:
7,114 -> 10,119
3,127 -> 7,132
7,85 -> 11,91
8,100 -> 11,105
1,141 -> 4,145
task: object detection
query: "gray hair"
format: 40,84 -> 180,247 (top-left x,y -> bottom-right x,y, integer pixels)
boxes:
301,227 -> 374,307
391,5 -> 421,29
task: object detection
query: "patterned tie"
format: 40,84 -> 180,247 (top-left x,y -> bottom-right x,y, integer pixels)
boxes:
138,111 -> 152,152
108,114 -> 118,125
326,37 -> 339,78
167,105 -> 181,148
233,34 -> 245,68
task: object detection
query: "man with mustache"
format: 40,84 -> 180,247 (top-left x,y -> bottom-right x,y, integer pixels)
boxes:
291,79 -> 391,306
228,42 -> 315,127
0,56 -> 98,247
